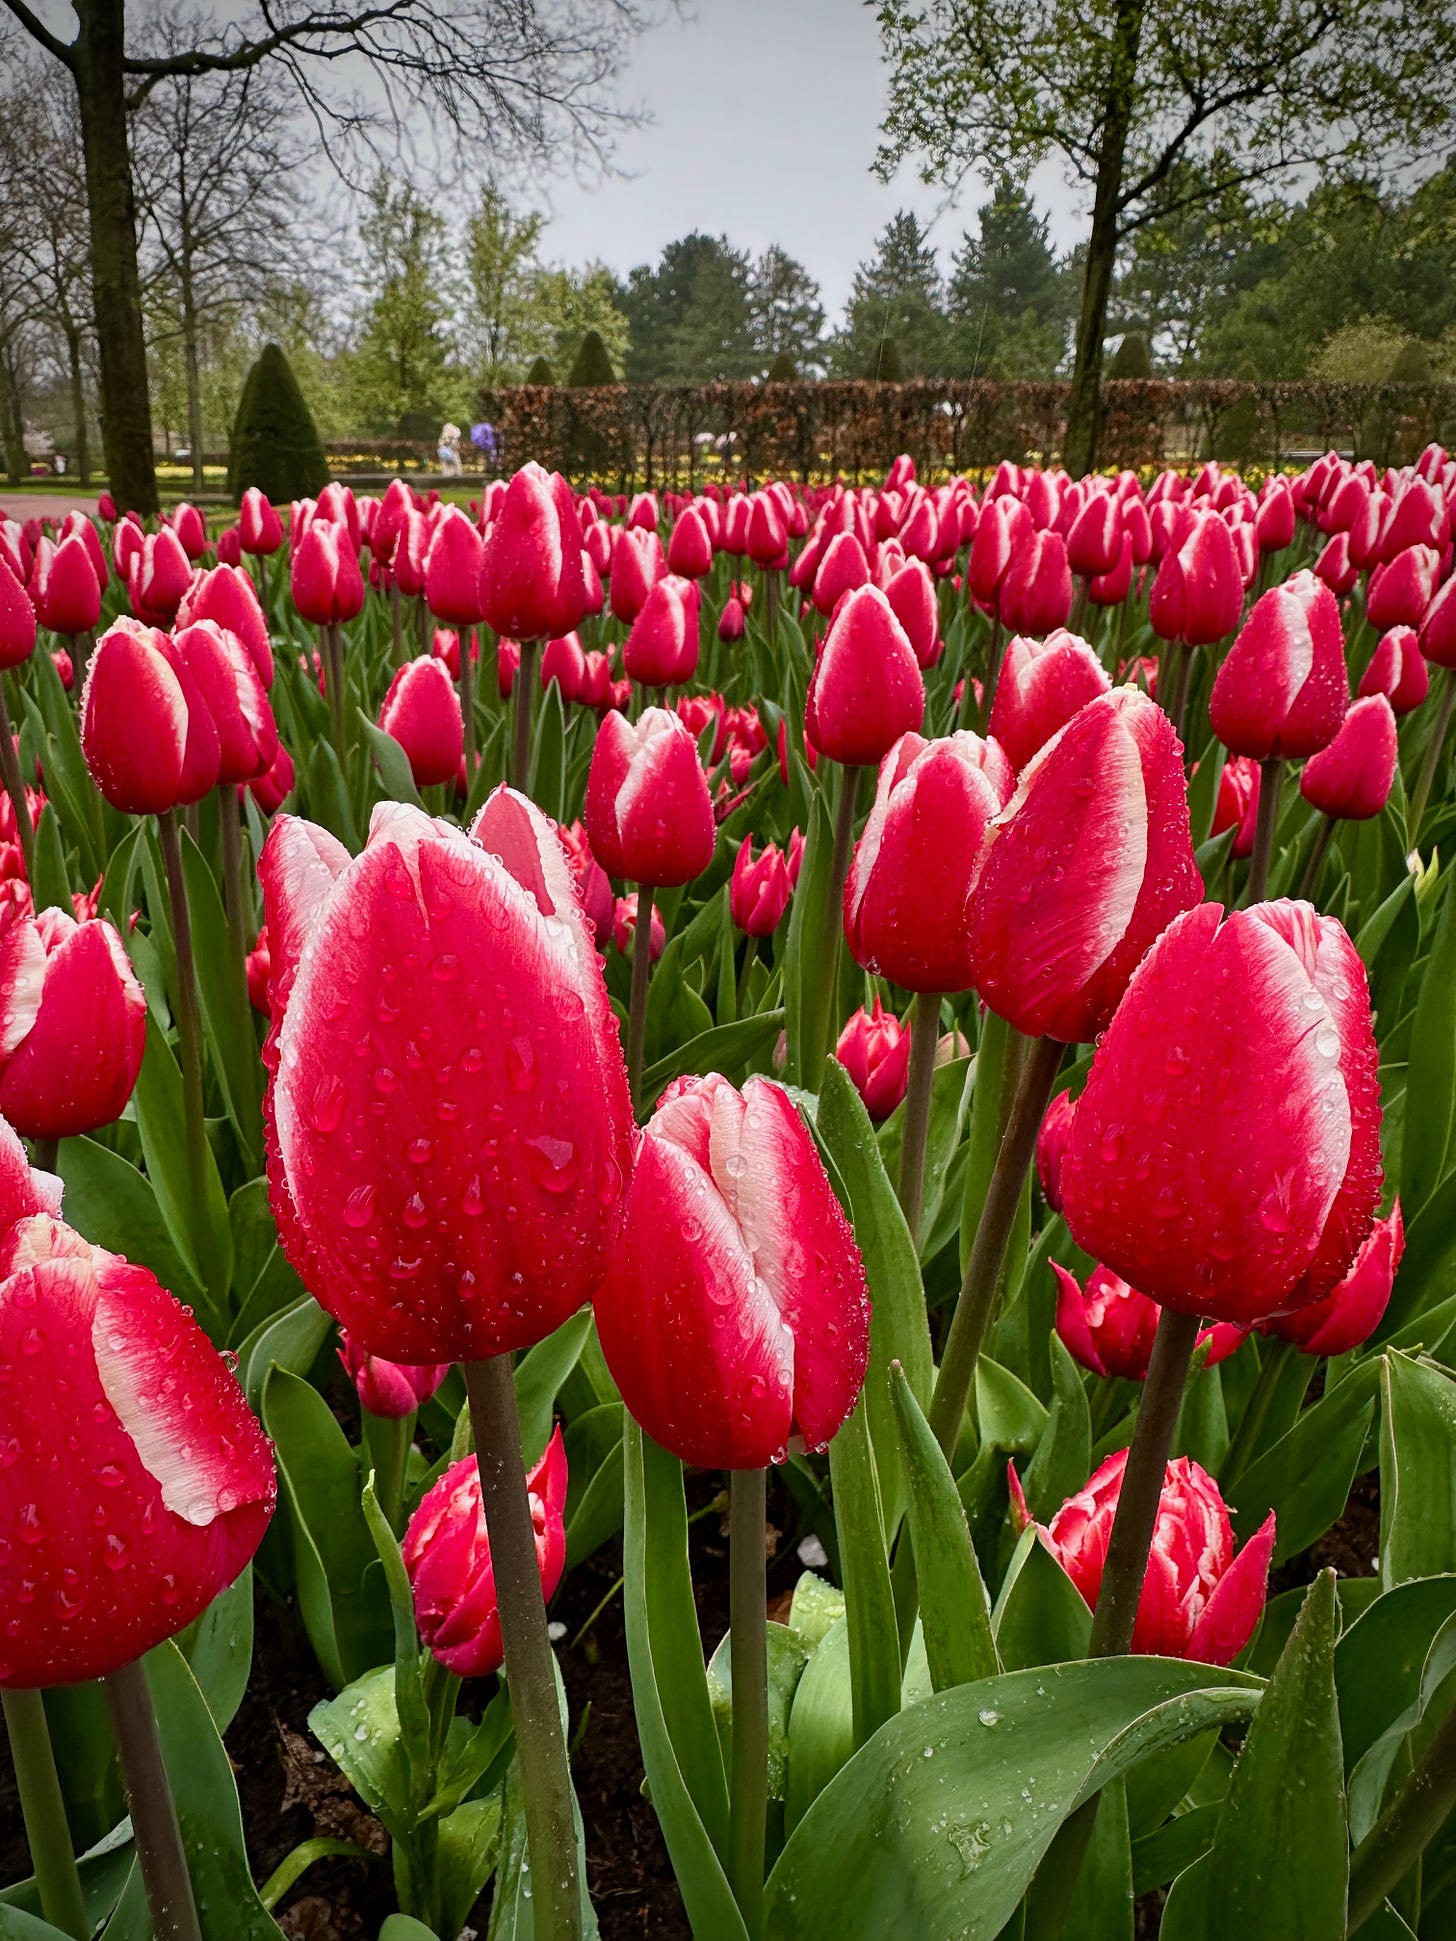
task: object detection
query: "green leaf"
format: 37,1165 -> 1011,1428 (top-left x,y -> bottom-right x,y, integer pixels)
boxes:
310,1665 -> 414,1840
1029,1778 -> 1133,1941
1233,1357 -> 1380,1561
960,1009 -> 1012,1274
358,712 -> 425,808
131,1014 -> 233,1334
529,677 -> 567,823
176,1566 -> 254,1734
620,1420 -> 745,1939
181,831 -> 262,1172
784,1616 -> 854,1834
238,1294 -> 332,1409
993,1526 -> 1092,1672
1400,875 -> 1456,1217
1202,1572 -> 1347,1940
32,644 -> 104,869
28,804 -> 71,914
781,789 -> 832,1084
1380,1352 -> 1456,1587
707,1622 -> 812,1804
639,1008 -> 785,1104
56,1134 -> 202,1309
379,1917 -> 439,1941
563,1402 -> 625,1568
1186,732 -> 1224,847
762,1658 -> 1259,1941
827,1395 -> 900,1749
1022,1333 -> 1092,1523
513,1310 -> 593,1466
890,1363 -> 998,1692
1337,1576 -> 1456,1773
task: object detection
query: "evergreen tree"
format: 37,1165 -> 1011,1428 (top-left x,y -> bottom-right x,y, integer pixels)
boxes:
947,179 -> 1069,377
866,337 -> 906,381
228,341 -> 328,503
833,211 -> 949,377
747,246 -> 826,374
767,349 -> 799,381
568,328 -> 616,385
525,354 -> 556,384
622,234 -> 758,382
1106,332 -> 1153,377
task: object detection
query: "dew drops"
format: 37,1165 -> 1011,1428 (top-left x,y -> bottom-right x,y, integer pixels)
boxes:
308,1074 -> 347,1133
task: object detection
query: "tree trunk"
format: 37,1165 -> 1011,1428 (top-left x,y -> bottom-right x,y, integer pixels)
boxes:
0,349 -> 24,487
1062,0 -> 1145,476
73,0 -> 159,517
181,246 -> 204,497
64,321 -> 90,486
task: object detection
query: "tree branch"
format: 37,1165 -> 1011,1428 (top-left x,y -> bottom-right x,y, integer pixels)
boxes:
0,0 -> 75,69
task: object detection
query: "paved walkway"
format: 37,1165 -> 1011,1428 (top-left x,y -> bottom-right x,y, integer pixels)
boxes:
0,490 -> 104,522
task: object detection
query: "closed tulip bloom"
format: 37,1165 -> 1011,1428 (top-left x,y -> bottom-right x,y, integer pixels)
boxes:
32,534 -> 101,636
1009,1452 -> 1275,1667
339,1327 -> 449,1420
129,527 -> 193,625
1067,493 -> 1123,578
176,563 -> 272,689
264,791 -> 634,1364
1366,544 -> 1441,633
845,730 -> 1012,992
0,910 -> 147,1138
378,656 -> 464,788
968,496 -> 1029,606
246,927 -> 271,1014
718,594 -> 746,642
1420,575 -> 1456,669
989,630 -> 1111,774
746,494 -> 788,569
540,632 -> 587,703
424,507 -> 487,627
1299,695 -> 1398,822
250,740 -> 295,816
597,1074 -> 869,1468
1052,1262 -> 1244,1382
999,529 -> 1072,635
812,532 -> 872,616
835,999 -> 912,1122
480,466 -> 588,640
1036,1088 -> 1076,1213
667,505 -> 714,579
0,555 -> 35,669
173,619 -> 278,784
613,892 -> 665,962
81,619 -> 220,814
291,521 -> 365,627
1149,513 -> 1243,645
556,819 -> 614,950
608,527 -> 664,625
623,575 -> 699,688
1255,481 -> 1297,554
730,835 -> 794,937
805,585 -> 925,767
1060,900 -> 1381,1325
1089,531 -> 1134,608
1209,570 -> 1349,761
404,1428 -> 567,1678
1263,1203 -> 1403,1357
967,687 -> 1200,1045
168,502 -> 207,559
1360,626 -> 1429,713
1211,755 -> 1261,859
884,558 -> 940,668
585,707 -> 715,887
1314,531 -> 1359,598
0,1200 -> 275,1687
239,487 -> 284,556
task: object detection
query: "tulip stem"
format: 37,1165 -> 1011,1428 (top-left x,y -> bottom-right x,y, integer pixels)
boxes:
728,1465 -> 769,1937
219,784 -> 253,1006
512,638 -> 539,793
897,991 -> 942,1247
462,1355 -> 582,1941
1409,665 -> 1456,843
1347,1686 -> 1456,1932
1,1688 -> 89,1940
390,581 -> 405,667
804,764 -> 859,1085
1246,757 -> 1283,904
460,626 -> 477,781
32,1137 -> 57,1176
1297,816 -> 1337,902
363,1409 -> 413,1534
964,616 -> 1003,729
0,685 -> 35,886
104,1656 -> 202,1941
926,1033 -> 1062,1461
626,885 -> 654,1115
1087,1307 -> 1203,1658
1168,641 -> 1197,741
157,809 -> 226,1323
320,624 -> 345,758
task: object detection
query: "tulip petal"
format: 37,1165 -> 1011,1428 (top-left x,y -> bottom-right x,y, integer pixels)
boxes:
1186,1513 -> 1277,1666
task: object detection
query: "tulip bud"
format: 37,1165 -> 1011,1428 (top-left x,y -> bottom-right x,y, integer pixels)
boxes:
1263,1203 -> 1403,1357
844,731 -> 1012,992
1210,754 -> 1260,859
0,555 -> 36,669
585,707 -> 715,887
0,1205 -> 274,1686
805,585 -> 925,767
1052,1263 -> 1245,1382
239,487 -> 284,556
1359,626 -> 1429,713
1366,544 -> 1441,633
718,595 -> 746,643
999,530 -> 1072,635
424,506 -> 487,626
378,656 -> 465,789
172,620 -> 278,785
667,505 -> 714,580
250,741 -> 295,816
834,999 -> 911,1121
613,891 -> 665,962
967,687 -> 1200,1044
81,618 -> 220,814
1148,512 -> 1243,645
988,630 -> 1111,774
339,1327 -> 449,1419
597,1074 -> 869,1467
0,911 -> 146,1137
1209,570 -> 1348,762
1036,1088 -> 1076,1213
1299,695 -> 1398,822
403,1428 -> 567,1676
97,491 -> 118,523
246,926 -> 271,1015
730,835 -> 794,937
1008,1452 -> 1275,1666
1060,900 -> 1381,1324
32,533 -> 101,636
623,575 -> 699,688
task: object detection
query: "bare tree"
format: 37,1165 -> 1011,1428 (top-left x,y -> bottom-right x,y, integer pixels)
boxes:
0,0 -> 652,514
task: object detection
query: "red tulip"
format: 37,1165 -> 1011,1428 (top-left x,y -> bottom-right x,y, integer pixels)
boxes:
729,835 -> 794,938
378,656 -> 464,789
128,527 -> 193,626
403,1428 -> 566,1677
246,926 -> 271,1014
0,1199 -> 274,1687
0,911 -> 146,1137
746,494 -> 788,569
623,575 -> 699,688
1420,574 -> 1456,669
1036,1088 -> 1076,1213
844,730 -> 1012,992
968,496 -> 1029,607
608,527 -> 665,626
667,505 -> 714,580
1314,531 -> 1359,598
80,618 -> 221,814
613,891 -> 665,962
239,488 -> 284,556
97,492 -> 117,523
1088,531 -> 1134,607
263,790 -> 634,1363
1209,570 -> 1349,761
812,532 -> 871,616
291,521 -> 364,627
805,585 -> 924,767
883,559 -> 940,669
172,620 -> 278,785
540,631 -> 587,704
1148,512 -> 1243,645
556,819 -> 614,950
0,556 -> 36,669
967,687 -> 1200,1045
988,629 -> 1111,774
1359,626 -> 1429,714
999,530 -> 1072,636
1008,1452 -> 1275,1667
1210,754 -> 1261,859
1299,695 -> 1398,822
1254,481 -> 1297,555
1060,900 -> 1381,1325
31,534 -> 101,636
250,741 -> 295,816
1366,544 -> 1441,633
835,999 -> 912,1121
596,1073 -> 869,1467
1067,493 -> 1123,578
339,1327 -> 449,1420
585,707 -> 715,887
425,506 -> 487,627
1052,1262 -> 1246,1382
718,595 -> 746,643
176,563 -> 273,690
1263,1203 -> 1403,1357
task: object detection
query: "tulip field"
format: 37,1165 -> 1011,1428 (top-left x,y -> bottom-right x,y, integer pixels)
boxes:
3,446 -> 1456,1941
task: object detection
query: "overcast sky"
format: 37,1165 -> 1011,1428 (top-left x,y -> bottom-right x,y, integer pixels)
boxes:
526,0 -> 1084,321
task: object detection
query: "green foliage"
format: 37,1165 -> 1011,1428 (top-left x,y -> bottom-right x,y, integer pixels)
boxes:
622,231 -> 757,383
1107,331 -> 1153,378
350,173 -> 454,434
226,341 -> 327,503
567,327 -> 616,386
748,245 -> 826,376
524,354 -> 556,385
864,335 -> 906,382
948,176 -> 1070,378
766,349 -> 799,381
834,211 -> 947,377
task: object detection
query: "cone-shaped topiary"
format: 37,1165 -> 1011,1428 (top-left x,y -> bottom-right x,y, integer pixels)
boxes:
567,330 -> 616,387
767,350 -> 799,381
865,337 -> 906,383
1107,333 -> 1153,379
228,342 -> 328,505
1388,338 -> 1433,383
525,355 -> 557,386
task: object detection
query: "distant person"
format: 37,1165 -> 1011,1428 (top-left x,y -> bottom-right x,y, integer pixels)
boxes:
437,423 -> 462,476
52,452 -> 67,476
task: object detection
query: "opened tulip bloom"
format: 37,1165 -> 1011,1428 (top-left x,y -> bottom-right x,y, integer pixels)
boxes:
835,999 -> 911,1123
1263,1202 -> 1403,1357
1053,1263 -> 1245,1383
404,1428 -> 566,1679
1009,1453 -> 1275,1667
